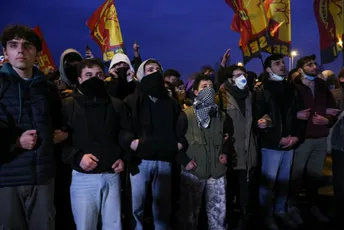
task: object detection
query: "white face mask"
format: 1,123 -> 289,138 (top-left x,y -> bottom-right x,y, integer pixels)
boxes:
234,75 -> 247,89
269,71 -> 285,81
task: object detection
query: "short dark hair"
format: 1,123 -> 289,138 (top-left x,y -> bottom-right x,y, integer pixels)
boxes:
201,65 -> 215,74
144,59 -> 162,70
338,68 -> 344,79
174,79 -> 185,88
163,69 -> 181,79
164,81 -> 177,99
77,58 -> 104,77
225,65 -> 247,79
296,54 -> 316,69
192,74 -> 214,91
264,54 -> 284,69
0,25 -> 42,52
287,68 -> 300,81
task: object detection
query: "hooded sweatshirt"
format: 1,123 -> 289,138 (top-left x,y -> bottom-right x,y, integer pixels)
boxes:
106,53 -> 137,100
57,49 -> 83,89
124,59 -> 190,168
109,53 -> 135,73
136,58 -> 163,82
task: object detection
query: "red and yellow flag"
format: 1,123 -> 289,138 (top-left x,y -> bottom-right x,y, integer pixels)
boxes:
264,0 -> 291,56
226,0 -> 270,63
32,26 -> 56,73
86,0 -> 125,62
314,0 -> 344,64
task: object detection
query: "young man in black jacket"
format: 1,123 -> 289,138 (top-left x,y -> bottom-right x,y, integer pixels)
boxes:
253,54 -> 305,230
125,59 -> 195,230
0,24 -> 65,230
61,58 -> 135,230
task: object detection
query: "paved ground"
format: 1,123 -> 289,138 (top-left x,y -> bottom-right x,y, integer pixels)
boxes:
132,156 -> 338,230
198,155 -> 338,230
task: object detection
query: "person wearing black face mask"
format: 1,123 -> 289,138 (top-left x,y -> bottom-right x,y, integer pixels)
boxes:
106,53 -> 137,100
55,49 -> 83,99
125,58 -> 194,230
61,58 -> 136,230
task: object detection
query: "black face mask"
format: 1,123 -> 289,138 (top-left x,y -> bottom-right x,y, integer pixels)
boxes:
116,67 -> 130,81
108,67 -> 130,99
64,63 -> 79,84
140,71 -> 168,99
78,77 -> 107,97
340,82 -> 344,89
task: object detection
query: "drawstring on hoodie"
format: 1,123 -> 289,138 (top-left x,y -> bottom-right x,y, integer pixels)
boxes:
17,80 -> 36,124
18,83 -> 22,123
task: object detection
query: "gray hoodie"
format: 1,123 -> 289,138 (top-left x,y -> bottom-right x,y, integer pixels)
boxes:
58,48 -> 83,87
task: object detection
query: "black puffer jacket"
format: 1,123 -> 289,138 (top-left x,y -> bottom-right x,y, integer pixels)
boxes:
0,64 -> 58,187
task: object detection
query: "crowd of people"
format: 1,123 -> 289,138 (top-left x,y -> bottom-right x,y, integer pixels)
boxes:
0,24 -> 344,230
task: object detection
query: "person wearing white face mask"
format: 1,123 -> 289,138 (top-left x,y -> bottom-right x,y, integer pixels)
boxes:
216,65 -> 258,230
252,54 -> 306,230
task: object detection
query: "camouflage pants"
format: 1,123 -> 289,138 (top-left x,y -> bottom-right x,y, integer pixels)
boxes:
178,171 -> 227,230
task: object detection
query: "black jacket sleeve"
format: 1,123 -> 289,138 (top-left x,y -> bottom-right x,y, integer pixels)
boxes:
175,109 -> 191,167
47,81 -> 64,130
222,113 -> 235,156
325,88 -> 338,128
112,98 -> 136,154
252,84 -> 281,147
217,65 -> 226,87
292,88 -> 307,142
60,97 -> 84,168
132,56 -> 143,72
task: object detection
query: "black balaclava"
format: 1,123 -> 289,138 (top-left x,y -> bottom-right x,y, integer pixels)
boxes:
78,77 -> 107,97
63,53 -> 83,84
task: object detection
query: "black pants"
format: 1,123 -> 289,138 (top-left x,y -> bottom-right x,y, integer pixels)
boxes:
332,150 -> 344,218
0,179 -> 55,230
227,170 -> 250,209
54,162 -> 75,230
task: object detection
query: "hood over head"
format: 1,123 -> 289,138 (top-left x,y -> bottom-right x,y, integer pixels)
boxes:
59,48 -> 83,86
108,53 -> 134,72
136,58 -> 163,82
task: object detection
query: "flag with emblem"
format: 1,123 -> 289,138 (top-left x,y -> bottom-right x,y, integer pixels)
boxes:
226,0 -> 269,63
86,0 -> 125,62
314,0 -> 344,64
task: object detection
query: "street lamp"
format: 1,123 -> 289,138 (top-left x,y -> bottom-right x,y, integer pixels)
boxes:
289,50 -> 298,70
338,39 -> 343,66
237,62 -> 244,66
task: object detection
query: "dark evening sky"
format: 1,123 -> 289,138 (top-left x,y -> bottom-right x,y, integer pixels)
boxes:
1,0 -> 342,78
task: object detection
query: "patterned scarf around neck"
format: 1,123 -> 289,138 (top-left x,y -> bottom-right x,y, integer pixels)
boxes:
194,87 -> 218,128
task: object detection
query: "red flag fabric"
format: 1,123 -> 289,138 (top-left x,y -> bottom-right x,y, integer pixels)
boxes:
86,0 -> 125,62
33,26 -> 56,74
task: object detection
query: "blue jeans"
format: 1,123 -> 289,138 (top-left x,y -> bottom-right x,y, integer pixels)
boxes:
70,170 -> 122,230
130,160 -> 172,230
259,148 -> 293,214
